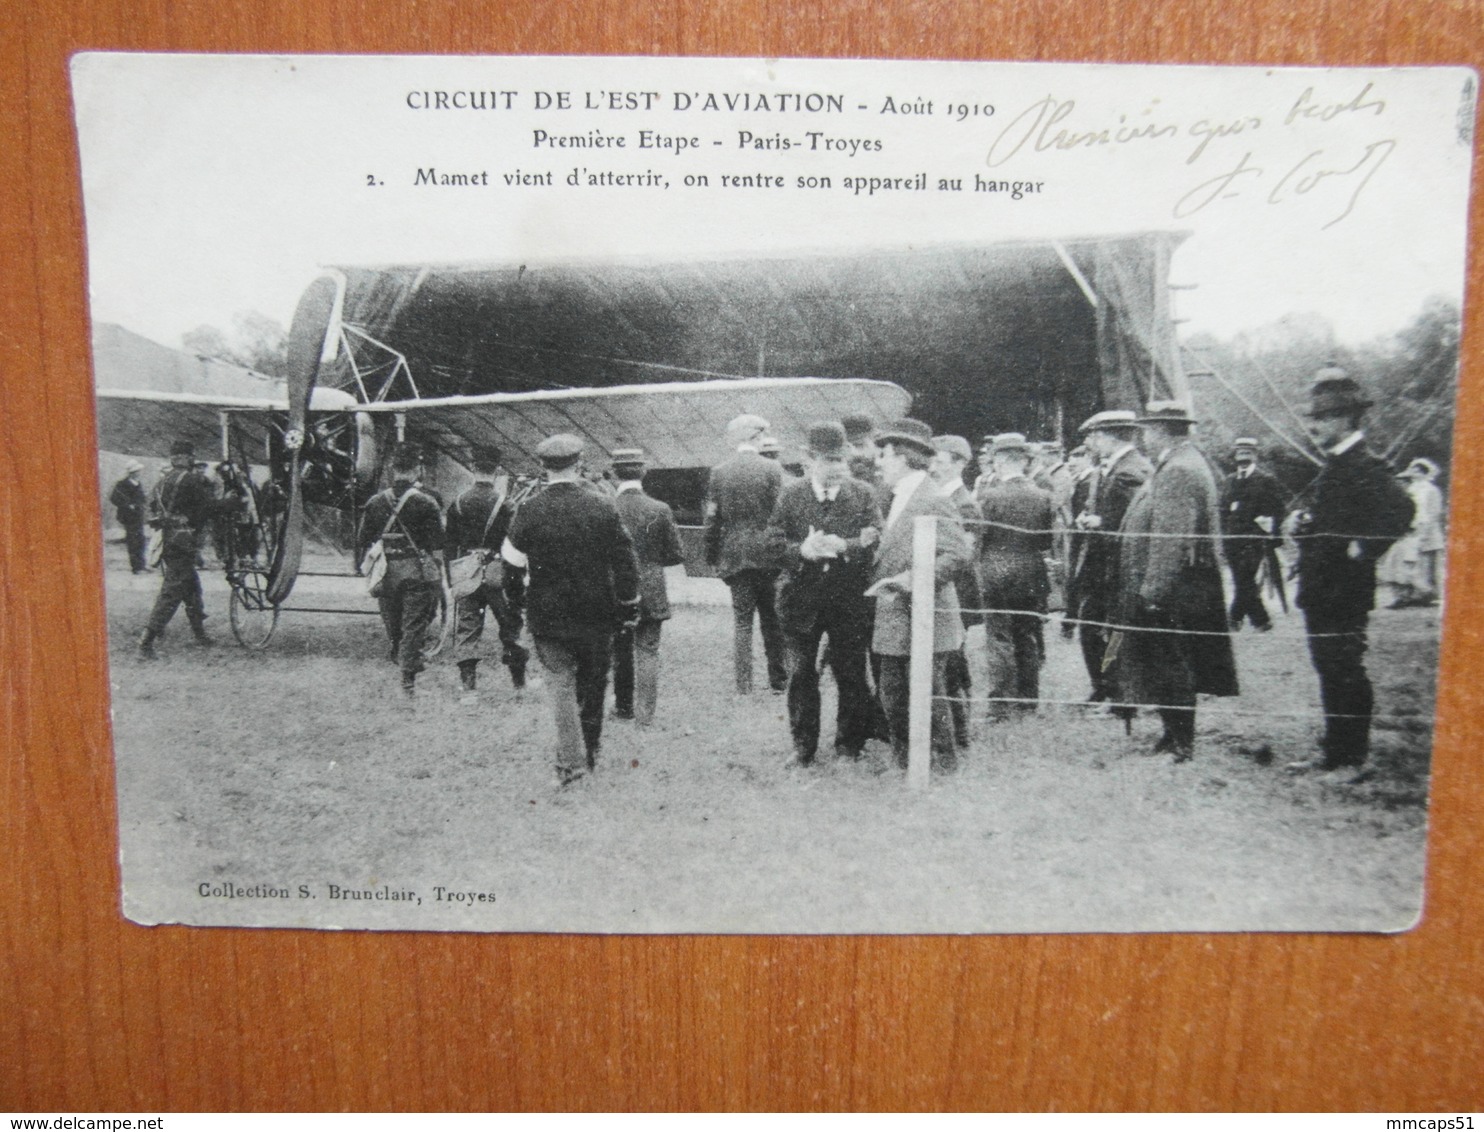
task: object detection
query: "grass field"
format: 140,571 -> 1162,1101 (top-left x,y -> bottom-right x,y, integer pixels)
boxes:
103,550 -> 1439,934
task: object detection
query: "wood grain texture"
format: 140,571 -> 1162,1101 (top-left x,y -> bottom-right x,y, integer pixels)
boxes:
3,0 -> 1482,1111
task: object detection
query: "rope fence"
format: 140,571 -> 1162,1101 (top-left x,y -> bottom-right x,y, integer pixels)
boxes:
950,605 -> 1442,642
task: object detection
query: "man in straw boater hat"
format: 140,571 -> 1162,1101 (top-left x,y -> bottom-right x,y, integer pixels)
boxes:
137,439 -> 240,659
976,433 -> 1055,723
502,433 -> 640,787
1072,410 -> 1153,710
447,444 -> 528,701
1109,402 -> 1238,762
704,412 -> 788,695
1221,436 -> 1289,632
867,419 -> 972,770
1285,368 -> 1414,780
609,446 -> 685,727
764,421 -> 882,765
109,458 -> 149,574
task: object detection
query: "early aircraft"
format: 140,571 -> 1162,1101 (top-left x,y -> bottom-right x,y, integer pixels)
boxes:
94,270 -> 912,648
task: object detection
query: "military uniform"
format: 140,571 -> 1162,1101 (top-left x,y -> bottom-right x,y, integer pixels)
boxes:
359,478 -> 445,688
612,460 -> 685,725
504,436 -> 640,783
139,446 -> 232,657
448,478 -> 528,690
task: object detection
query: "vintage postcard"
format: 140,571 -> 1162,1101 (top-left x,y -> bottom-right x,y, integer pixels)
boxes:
73,54 -> 1474,932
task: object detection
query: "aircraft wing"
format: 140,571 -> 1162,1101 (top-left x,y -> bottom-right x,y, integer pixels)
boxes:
358,376 -> 912,470
95,387 -> 359,459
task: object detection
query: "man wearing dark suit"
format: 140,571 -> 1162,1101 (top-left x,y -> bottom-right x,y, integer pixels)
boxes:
503,434 -> 641,786
1222,437 -> 1289,631
764,421 -> 882,764
110,460 -> 149,574
870,420 -> 973,770
448,445 -> 528,698
930,434 -> 984,748
1286,370 -> 1414,780
977,433 -> 1055,720
704,413 -> 787,694
1111,404 -> 1238,761
358,446 -> 446,696
610,447 -> 685,727
1071,411 -> 1153,706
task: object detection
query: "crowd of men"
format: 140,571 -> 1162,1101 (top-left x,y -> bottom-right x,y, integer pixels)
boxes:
121,365 -> 1430,788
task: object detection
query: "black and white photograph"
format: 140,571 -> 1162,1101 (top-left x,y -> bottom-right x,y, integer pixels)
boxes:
73,54 -> 1474,932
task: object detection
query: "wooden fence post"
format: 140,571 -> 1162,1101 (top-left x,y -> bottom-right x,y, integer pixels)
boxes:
907,514 -> 936,789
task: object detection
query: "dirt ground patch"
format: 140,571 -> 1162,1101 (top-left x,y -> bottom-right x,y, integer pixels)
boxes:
102,552 -> 1437,934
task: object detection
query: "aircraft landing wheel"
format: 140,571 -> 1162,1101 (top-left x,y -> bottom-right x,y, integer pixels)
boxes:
229,570 -> 280,649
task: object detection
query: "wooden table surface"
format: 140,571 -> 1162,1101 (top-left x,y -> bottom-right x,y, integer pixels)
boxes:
3,0 -> 1482,1111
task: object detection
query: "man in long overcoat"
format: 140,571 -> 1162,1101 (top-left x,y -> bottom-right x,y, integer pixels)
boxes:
1222,437 -> 1289,631
1287,370 -> 1415,778
1111,403 -> 1238,760
1071,411 -> 1152,707
503,434 -> 641,786
977,433 -> 1055,720
704,413 -> 787,694
764,421 -> 882,764
611,447 -> 685,727
870,421 -> 972,769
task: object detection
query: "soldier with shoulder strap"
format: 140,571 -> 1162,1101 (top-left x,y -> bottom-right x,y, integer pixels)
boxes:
357,446 -> 446,697
137,440 -> 237,660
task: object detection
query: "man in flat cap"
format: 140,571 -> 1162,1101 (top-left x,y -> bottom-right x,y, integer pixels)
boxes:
869,420 -> 972,769
930,434 -> 984,747
610,447 -> 685,726
765,421 -> 882,764
704,413 -> 788,695
110,459 -> 149,574
1071,410 -> 1152,707
447,445 -> 528,700
357,445 -> 446,696
137,440 -> 238,659
1221,438 -> 1289,632
1287,370 -> 1414,779
1110,404 -> 1237,761
977,433 -> 1055,721
503,433 -> 641,786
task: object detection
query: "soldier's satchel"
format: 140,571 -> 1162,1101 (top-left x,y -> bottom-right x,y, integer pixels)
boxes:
364,488 -> 418,597
447,486 -> 508,599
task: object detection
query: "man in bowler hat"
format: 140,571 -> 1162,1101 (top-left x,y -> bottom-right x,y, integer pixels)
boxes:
1286,369 -> 1414,779
765,421 -> 882,764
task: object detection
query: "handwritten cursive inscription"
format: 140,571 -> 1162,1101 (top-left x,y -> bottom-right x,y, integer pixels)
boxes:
1172,139 -> 1395,228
